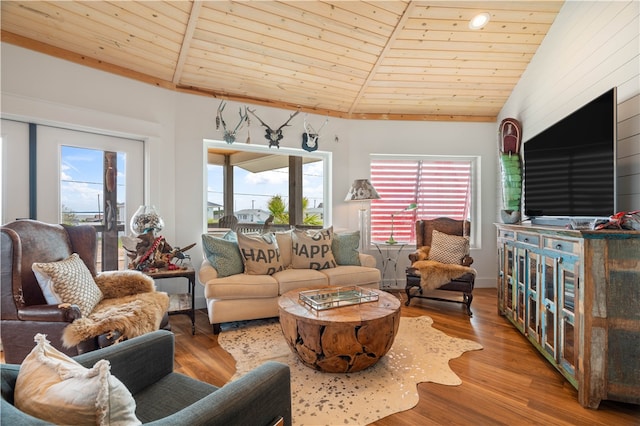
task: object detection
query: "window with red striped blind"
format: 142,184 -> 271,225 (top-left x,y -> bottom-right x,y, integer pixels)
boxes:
370,158 -> 473,245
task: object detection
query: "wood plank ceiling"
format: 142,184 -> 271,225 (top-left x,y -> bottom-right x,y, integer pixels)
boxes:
1,1 -> 564,122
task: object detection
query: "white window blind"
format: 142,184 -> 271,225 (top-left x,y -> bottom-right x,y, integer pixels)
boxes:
370,158 -> 472,244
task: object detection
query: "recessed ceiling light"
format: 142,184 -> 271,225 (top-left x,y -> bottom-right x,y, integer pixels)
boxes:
469,12 -> 491,30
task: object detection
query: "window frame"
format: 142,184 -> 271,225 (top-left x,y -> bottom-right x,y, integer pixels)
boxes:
370,154 -> 481,248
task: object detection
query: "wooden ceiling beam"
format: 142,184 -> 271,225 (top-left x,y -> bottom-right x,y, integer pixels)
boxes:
173,0 -> 203,84
347,1 -> 417,115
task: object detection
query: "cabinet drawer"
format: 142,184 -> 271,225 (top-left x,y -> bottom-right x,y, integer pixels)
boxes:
499,229 -> 515,240
543,237 -> 579,254
516,232 -> 540,247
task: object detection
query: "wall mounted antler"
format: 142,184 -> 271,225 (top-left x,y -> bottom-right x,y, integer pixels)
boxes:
302,115 -> 329,152
248,108 -> 300,148
216,100 -> 249,144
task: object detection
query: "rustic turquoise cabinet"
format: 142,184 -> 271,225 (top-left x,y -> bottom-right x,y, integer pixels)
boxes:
496,224 -> 640,408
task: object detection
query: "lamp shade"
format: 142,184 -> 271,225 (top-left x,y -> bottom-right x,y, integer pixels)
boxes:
345,179 -> 381,201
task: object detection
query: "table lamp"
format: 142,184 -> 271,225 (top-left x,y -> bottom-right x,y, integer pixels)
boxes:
386,203 -> 418,244
345,179 -> 380,251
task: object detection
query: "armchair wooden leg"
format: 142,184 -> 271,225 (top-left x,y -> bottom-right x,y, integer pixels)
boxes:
212,323 -> 221,335
463,292 -> 473,317
405,274 -> 422,307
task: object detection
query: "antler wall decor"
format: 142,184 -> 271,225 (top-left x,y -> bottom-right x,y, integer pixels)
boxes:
248,108 -> 300,148
216,100 -> 249,144
302,115 -> 329,152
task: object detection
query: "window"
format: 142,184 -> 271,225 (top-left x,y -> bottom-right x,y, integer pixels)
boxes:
205,140 -> 330,229
370,155 -> 479,246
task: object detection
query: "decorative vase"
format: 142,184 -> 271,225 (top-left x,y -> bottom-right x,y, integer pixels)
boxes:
500,153 -> 522,212
130,205 -> 164,235
500,209 -> 521,224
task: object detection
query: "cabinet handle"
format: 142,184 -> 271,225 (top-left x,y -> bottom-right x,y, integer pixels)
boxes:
558,257 -> 563,264
524,238 -> 529,242
555,244 -> 562,250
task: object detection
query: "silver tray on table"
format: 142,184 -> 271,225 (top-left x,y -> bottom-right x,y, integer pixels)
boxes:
299,286 -> 379,311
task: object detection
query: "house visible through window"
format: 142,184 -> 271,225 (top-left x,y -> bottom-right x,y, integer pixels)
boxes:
370,156 -> 477,245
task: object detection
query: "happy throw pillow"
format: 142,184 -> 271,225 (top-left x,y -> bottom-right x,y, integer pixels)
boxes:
292,227 -> 337,270
237,232 -> 283,275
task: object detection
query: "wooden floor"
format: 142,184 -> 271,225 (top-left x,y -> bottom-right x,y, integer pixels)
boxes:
169,288 -> 639,426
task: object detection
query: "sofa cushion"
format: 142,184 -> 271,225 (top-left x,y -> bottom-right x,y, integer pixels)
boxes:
428,230 -> 469,265
319,265 -> 381,288
201,232 -> 244,277
203,273 -> 279,300
32,253 -> 103,317
14,333 -> 140,426
237,232 -> 284,275
273,269 -> 329,294
291,227 -> 337,270
331,231 -> 361,266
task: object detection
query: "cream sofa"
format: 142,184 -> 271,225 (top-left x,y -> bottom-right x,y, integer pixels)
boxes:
198,229 -> 381,334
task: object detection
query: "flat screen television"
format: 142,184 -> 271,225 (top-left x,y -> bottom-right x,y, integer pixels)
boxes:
523,87 -> 617,221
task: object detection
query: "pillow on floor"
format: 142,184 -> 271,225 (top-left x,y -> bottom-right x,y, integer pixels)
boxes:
332,230 -> 361,266
32,253 -> 103,317
237,232 -> 283,275
202,232 -> 244,277
428,230 -> 469,265
14,334 -> 141,426
292,227 -> 337,270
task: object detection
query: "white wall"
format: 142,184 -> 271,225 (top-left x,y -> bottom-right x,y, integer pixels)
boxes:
499,0 -> 640,211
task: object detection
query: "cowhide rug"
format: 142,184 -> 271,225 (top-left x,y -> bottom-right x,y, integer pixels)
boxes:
219,316 -> 482,426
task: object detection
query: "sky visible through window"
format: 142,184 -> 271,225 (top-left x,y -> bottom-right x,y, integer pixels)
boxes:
61,146 -> 125,216
207,161 -> 324,212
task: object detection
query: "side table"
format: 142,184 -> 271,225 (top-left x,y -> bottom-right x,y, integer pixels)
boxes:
144,267 -> 196,335
372,241 -> 408,289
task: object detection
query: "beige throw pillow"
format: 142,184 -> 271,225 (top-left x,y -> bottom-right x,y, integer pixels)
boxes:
275,230 -> 293,268
32,253 -> 103,317
14,334 -> 141,426
291,227 -> 337,270
428,230 -> 470,265
237,232 -> 284,275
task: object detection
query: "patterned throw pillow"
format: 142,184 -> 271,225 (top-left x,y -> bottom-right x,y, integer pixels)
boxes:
32,253 -> 103,317
237,232 -> 283,275
14,334 -> 141,426
428,230 -> 470,265
292,227 -> 337,270
202,232 -> 244,277
331,230 -> 361,266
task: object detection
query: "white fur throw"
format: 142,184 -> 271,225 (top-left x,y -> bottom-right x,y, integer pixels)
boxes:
62,271 -> 169,348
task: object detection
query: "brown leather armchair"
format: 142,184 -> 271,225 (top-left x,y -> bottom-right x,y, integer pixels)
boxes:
1,219 -> 170,363
405,218 -> 475,316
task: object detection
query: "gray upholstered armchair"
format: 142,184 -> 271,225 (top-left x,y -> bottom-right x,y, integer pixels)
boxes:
1,330 -> 292,425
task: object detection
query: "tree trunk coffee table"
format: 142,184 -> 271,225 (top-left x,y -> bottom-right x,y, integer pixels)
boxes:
278,287 -> 401,373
